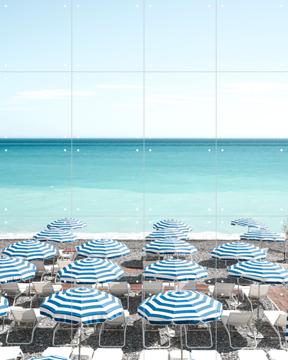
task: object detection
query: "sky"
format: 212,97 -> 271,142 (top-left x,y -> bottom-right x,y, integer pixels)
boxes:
0,0 -> 288,138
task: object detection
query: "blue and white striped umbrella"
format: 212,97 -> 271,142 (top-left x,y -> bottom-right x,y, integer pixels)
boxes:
3,240 -> 58,261
40,287 -> 123,324
153,219 -> 192,233
76,239 -> 130,259
231,218 -> 267,229
0,255 -> 36,283
228,260 -> 288,283
47,217 -> 86,231
240,229 -> 285,242
146,228 -> 189,241
58,258 -> 124,284
138,290 -> 222,325
33,228 -> 77,243
144,259 -> 208,282
211,242 -> 267,260
29,357 -> 68,360
0,296 -> 9,317
143,239 -> 197,255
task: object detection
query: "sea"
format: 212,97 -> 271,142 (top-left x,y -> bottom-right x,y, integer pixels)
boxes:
0,138 -> 287,237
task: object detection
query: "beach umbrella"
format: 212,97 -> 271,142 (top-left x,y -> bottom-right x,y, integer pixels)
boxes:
228,260 -> 288,284
40,287 -> 123,324
143,239 -> 197,256
240,229 -> 284,242
211,242 -> 267,261
231,218 -> 267,230
57,258 -> 124,284
146,228 -> 189,241
76,239 -> 129,259
0,296 -> 9,317
0,255 -> 36,283
47,217 -> 86,231
3,240 -> 58,261
138,290 -> 222,325
144,258 -> 208,282
33,228 -> 77,243
153,219 -> 192,233
29,357 -> 68,360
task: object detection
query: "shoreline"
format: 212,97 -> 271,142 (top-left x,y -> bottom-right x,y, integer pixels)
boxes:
0,231 -> 242,241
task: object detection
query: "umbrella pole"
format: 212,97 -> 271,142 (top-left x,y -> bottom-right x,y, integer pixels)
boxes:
78,323 -> 82,360
180,325 -> 183,360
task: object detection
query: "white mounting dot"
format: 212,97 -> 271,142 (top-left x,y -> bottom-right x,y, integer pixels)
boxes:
220,148 -> 224,152
4,221 -> 8,224
280,208 -> 284,212
4,208 -> 8,212
4,149 -> 8,152
64,149 -> 67,152
76,208 -> 80,211
148,148 -> 152,152
208,148 -> 211,152
76,149 -> 80,152
136,148 -> 139,152
207,208 -> 212,212
63,208 -> 67,211
280,148 -> 283,152
4,4 -> 8,8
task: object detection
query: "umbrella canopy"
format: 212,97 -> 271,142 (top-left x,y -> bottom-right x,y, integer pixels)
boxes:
3,240 -> 58,261
40,287 -> 123,325
0,255 -> 36,283
47,217 -> 86,231
138,290 -> 222,325
231,218 -> 267,229
143,239 -> 197,255
211,242 -> 267,260
76,239 -> 130,259
33,228 -> 77,243
228,260 -> 288,283
240,229 -> 285,242
146,228 -> 189,241
153,219 -> 192,233
29,357 -> 68,360
0,296 -> 9,317
144,258 -> 207,282
58,258 -> 124,284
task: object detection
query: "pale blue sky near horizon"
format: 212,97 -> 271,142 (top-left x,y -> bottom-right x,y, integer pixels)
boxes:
0,1 -> 288,138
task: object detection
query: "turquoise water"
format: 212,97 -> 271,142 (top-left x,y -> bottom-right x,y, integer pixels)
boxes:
0,139 -> 287,233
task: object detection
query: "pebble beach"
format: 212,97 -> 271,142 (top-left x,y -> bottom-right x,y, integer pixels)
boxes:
0,236 -> 287,359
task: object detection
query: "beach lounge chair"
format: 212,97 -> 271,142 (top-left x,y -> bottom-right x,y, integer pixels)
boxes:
31,281 -> 62,305
42,346 -> 73,358
52,322 -> 79,346
6,307 -> 45,345
141,281 -> 164,300
221,310 -> 256,349
264,310 -> 288,348
92,348 -> 123,360
184,321 -> 213,349
267,349 -> 288,360
0,346 -> 24,360
70,346 -> 94,360
178,281 -> 196,291
240,284 -> 270,313
31,260 -> 57,280
0,282 -> 30,306
238,350 -> 268,360
99,310 -> 129,348
170,350 -> 191,360
106,282 -> 131,309
141,319 -> 172,349
190,350 -> 222,360
138,349 -> 169,360
208,282 -> 236,304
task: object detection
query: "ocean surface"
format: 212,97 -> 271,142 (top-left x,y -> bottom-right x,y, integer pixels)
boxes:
0,138 -> 287,234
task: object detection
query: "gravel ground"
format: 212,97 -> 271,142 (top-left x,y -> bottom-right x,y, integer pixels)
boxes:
0,238 -> 287,359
